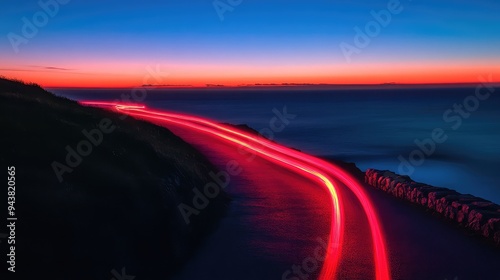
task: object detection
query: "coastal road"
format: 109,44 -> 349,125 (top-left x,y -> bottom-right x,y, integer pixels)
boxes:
82,102 -> 500,280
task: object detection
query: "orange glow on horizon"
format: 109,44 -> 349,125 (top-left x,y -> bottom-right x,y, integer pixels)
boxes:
2,60 -> 500,88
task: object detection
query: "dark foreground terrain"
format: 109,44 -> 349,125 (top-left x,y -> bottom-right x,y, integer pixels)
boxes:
0,78 -> 229,279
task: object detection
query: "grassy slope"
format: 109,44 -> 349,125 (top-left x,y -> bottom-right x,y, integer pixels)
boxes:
0,78 -> 229,279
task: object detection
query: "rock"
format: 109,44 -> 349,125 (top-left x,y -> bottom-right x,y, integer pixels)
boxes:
448,194 -> 481,223
413,185 -> 435,206
467,210 -> 500,232
437,194 -> 461,217
482,218 -> 500,239
364,169 -> 500,247
495,231 -> 500,246
428,190 -> 456,211
445,194 -> 479,221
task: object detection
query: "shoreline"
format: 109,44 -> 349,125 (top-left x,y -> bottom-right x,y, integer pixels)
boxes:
322,156 -> 500,247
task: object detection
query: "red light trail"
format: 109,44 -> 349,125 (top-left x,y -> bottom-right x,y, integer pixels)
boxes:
80,101 -> 391,280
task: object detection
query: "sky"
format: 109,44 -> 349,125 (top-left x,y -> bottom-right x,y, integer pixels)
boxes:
1,0 -> 500,87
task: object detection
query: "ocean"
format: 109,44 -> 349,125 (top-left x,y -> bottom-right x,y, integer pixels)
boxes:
50,86 -> 500,204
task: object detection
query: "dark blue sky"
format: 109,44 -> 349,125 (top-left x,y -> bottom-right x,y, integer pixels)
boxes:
2,0 -> 499,86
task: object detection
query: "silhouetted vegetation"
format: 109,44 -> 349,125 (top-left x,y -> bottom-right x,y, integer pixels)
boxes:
0,77 -> 229,279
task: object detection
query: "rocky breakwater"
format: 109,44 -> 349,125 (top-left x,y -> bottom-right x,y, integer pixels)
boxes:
365,169 -> 500,246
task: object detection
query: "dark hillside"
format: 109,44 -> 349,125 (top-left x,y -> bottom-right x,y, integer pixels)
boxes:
0,77 -> 229,279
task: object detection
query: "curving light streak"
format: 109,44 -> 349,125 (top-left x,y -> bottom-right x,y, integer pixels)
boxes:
81,101 -> 390,280
82,101 -> 343,278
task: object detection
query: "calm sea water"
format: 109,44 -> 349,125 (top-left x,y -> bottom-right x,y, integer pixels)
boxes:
50,87 -> 500,204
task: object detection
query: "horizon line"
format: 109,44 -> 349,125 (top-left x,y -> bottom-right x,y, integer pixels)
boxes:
45,82 -> 500,90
